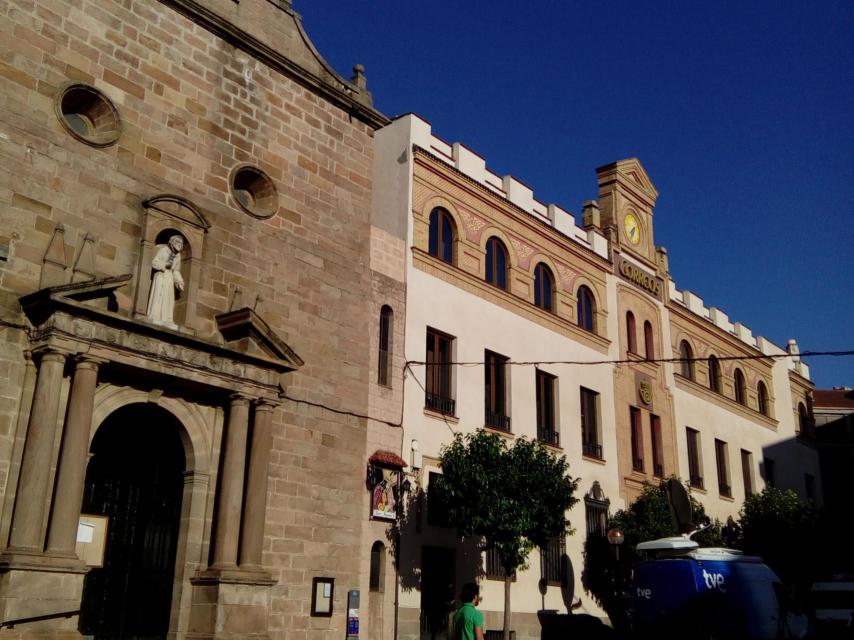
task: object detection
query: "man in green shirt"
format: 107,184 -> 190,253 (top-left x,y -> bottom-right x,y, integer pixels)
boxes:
453,582 -> 485,640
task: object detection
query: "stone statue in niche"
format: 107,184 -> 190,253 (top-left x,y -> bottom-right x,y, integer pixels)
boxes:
146,235 -> 184,329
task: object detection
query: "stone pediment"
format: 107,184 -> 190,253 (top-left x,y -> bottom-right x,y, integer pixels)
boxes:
596,158 -> 659,206
143,195 -> 210,230
215,308 -> 304,369
20,274 -> 133,324
19,281 -> 298,398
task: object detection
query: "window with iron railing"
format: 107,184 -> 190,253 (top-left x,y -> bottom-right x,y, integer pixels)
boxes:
485,545 -> 515,581
715,438 -> 730,498
651,414 -> 664,478
540,535 -> 565,586
580,387 -> 601,459
425,328 -> 454,415
630,407 -> 644,472
585,494 -> 610,538
536,370 -> 558,445
741,449 -> 754,497
485,350 -> 510,431
687,427 -> 703,488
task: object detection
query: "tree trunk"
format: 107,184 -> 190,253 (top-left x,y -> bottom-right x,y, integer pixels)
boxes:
503,573 -> 512,640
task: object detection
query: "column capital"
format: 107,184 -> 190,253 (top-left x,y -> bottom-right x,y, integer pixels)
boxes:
254,399 -> 278,412
229,393 -> 251,406
37,348 -> 69,364
74,354 -> 107,370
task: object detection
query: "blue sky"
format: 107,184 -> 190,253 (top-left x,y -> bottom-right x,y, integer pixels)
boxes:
300,1 -> 854,389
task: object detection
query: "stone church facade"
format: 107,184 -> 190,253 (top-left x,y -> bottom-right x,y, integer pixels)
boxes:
0,0 -> 398,638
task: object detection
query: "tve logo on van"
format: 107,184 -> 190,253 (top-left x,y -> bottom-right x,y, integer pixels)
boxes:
702,569 -> 726,592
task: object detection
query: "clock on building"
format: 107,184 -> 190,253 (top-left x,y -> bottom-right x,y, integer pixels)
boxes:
624,212 -> 641,245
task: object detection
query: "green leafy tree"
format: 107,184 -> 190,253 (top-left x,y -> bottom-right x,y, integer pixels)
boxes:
435,431 -> 579,640
737,487 -> 818,585
582,478 -> 723,629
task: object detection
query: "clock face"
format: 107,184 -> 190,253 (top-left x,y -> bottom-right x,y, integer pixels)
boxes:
624,213 -> 641,245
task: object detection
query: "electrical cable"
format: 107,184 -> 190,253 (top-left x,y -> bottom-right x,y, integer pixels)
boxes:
404,349 -> 854,369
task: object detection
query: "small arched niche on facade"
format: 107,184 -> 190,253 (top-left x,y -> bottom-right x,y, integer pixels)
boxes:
133,195 -> 210,331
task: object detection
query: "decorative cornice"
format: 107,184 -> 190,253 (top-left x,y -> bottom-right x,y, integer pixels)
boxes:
672,373 -> 779,431
412,148 -> 611,271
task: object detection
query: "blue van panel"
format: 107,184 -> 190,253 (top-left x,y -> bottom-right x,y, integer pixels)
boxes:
632,558 -> 783,640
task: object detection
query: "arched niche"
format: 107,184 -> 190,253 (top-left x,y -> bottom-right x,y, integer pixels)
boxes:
133,195 -> 209,332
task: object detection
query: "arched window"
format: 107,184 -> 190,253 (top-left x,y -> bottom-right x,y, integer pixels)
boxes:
378,305 -> 393,387
708,355 -> 722,393
734,368 -> 746,405
679,340 -> 695,380
644,321 -> 655,360
757,381 -> 769,416
533,263 -> 554,312
428,208 -> 454,264
626,311 -> 637,354
577,286 -> 595,332
369,541 -> 385,592
485,237 -> 508,290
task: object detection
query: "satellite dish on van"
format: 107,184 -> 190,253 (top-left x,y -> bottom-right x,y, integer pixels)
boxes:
666,478 -> 693,534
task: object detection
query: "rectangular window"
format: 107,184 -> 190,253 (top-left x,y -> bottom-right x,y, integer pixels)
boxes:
715,439 -> 731,497
377,307 -> 392,386
650,414 -> 664,478
425,328 -> 455,415
741,449 -> 754,497
426,472 -> 451,527
686,428 -> 703,489
484,351 -> 510,431
580,387 -> 601,459
764,457 -> 775,488
540,535 -> 565,586
585,497 -> 609,538
805,474 -> 815,502
536,371 -> 559,446
485,546 -> 515,581
630,407 -> 644,472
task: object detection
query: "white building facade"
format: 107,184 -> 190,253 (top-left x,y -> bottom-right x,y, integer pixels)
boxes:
371,114 -> 821,639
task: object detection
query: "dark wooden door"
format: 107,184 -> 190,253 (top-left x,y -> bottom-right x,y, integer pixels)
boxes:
79,404 -> 185,640
420,546 -> 456,640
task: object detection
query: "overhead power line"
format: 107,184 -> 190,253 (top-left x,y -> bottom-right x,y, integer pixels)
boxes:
404,349 -> 854,369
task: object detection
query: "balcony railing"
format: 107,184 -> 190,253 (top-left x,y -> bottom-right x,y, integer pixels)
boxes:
582,442 -> 603,459
425,393 -> 455,416
653,463 -> 664,478
632,457 -> 644,472
719,483 -> 732,498
485,409 -> 511,432
689,475 -> 704,489
537,429 -> 560,446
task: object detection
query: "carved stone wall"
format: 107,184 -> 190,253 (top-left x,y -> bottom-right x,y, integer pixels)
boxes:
0,0 -> 383,636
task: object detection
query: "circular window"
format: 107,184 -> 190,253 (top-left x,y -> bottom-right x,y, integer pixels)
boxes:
230,166 -> 278,219
54,84 -> 121,147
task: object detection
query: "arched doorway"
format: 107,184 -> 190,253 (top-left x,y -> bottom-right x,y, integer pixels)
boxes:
79,403 -> 186,639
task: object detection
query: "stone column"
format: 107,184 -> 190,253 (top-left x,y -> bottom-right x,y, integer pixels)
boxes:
8,349 -> 67,551
211,394 -> 250,569
45,355 -> 102,556
238,401 -> 276,570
